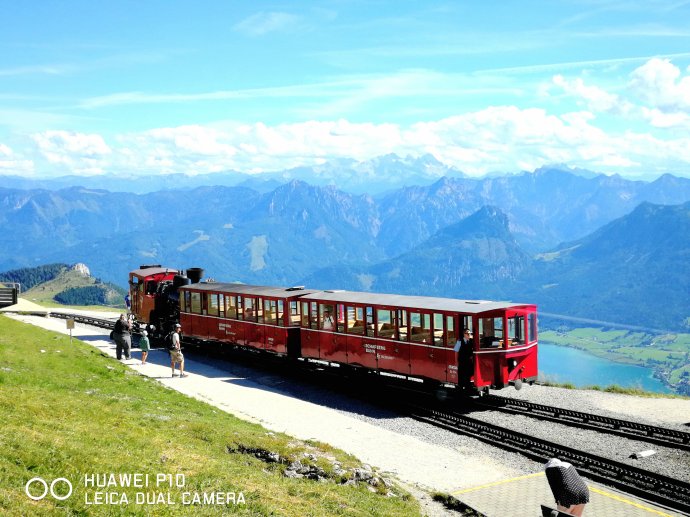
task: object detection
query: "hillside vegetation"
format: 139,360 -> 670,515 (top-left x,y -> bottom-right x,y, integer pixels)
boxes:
0,315 -> 419,515
1,263 -> 126,308
0,263 -> 67,290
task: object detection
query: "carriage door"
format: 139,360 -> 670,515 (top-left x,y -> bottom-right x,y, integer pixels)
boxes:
445,315 -> 459,384
409,311 -> 445,382
300,301 -> 320,358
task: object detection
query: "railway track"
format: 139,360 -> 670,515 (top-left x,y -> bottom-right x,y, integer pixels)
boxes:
50,311 -> 119,330
406,404 -> 690,515
475,393 -> 690,452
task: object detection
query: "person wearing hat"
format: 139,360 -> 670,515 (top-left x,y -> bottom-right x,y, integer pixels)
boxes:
139,329 -> 150,365
170,323 -> 187,378
453,328 -> 475,391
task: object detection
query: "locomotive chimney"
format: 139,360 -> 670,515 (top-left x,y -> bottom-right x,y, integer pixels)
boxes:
186,268 -> 204,284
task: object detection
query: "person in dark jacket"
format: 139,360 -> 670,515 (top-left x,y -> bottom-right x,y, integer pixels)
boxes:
113,314 -> 132,360
454,329 -> 474,391
544,458 -> 589,516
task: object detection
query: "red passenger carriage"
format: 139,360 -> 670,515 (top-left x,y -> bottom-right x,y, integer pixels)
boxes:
178,282 -> 318,357
297,291 -> 538,391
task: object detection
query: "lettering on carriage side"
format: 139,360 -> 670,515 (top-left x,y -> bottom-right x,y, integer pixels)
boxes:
363,343 -> 385,354
448,364 -> 458,371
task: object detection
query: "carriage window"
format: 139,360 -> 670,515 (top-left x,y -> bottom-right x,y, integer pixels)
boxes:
409,312 -> 431,343
479,316 -> 503,348
256,297 -> 264,323
528,313 -> 537,342
300,301 -> 310,327
264,299 -> 277,325
347,306 -> 364,335
288,301 -> 299,326
277,300 -> 285,327
445,316 -> 455,347
508,315 -> 524,346
335,304 -> 345,332
365,306 -> 375,337
309,302 -> 319,329
243,297 -> 256,321
190,292 -> 201,314
397,310 -> 408,341
433,313 -> 444,346
146,281 -> 157,295
183,291 -> 191,313
226,295 -> 237,318
377,309 -> 396,339
320,304 -> 335,331
207,294 -> 219,317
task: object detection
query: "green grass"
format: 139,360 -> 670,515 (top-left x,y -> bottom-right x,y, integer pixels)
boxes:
538,380 -> 689,398
0,315 -> 420,516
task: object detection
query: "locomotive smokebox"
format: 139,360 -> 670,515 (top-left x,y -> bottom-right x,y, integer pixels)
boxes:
173,275 -> 191,288
186,268 -> 204,284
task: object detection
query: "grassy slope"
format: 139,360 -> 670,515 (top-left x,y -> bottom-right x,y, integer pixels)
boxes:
0,315 -> 419,516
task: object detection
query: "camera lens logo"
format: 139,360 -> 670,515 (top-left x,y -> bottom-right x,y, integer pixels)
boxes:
25,477 -> 73,501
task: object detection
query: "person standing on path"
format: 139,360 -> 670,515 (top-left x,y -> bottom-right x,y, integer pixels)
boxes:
113,314 -> 132,360
170,323 -> 187,378
139,329 -> 150,365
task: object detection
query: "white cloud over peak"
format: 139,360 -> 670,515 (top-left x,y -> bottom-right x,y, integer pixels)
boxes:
30,130 -> 111,175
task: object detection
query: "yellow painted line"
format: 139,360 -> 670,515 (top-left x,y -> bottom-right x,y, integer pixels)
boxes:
589,486 -> 676,517
451,472 -> 544,495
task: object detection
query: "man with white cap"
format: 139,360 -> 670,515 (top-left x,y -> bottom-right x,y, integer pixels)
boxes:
170,323 -> 187,378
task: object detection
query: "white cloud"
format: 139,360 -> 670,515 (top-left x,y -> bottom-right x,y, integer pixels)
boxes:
641,107 -> 690,128
30,130 -> 111,175
11,82 -> 690,179
0,142 -> 34,174
629,58 -> 690,111
233,12 -> 301,36
552,74 -> 632,114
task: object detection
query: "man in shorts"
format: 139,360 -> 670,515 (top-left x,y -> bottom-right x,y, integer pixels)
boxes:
170,323 -> 187,378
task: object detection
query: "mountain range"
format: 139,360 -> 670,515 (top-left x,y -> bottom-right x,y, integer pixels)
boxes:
1,159 -> 689,331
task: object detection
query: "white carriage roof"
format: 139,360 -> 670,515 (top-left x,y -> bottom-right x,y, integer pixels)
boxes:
180,282 -> 320,299
131,267 -> 178,277
299,291 -> 529,314
183,281 -> 532,313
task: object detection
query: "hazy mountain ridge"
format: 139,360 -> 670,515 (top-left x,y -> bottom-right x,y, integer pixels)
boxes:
1,164 -> 690,330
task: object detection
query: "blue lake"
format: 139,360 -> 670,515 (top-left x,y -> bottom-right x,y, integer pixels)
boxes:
539,342 -> 673,394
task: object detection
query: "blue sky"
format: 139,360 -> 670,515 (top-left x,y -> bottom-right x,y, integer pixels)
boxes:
1,0 -> 690,179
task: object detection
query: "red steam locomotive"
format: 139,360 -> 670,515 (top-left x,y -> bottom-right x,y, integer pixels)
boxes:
129,265 -> 538,394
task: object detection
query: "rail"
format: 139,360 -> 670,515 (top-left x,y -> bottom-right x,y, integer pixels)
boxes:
406,404 -> 690,515
477,394 -> 690,452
